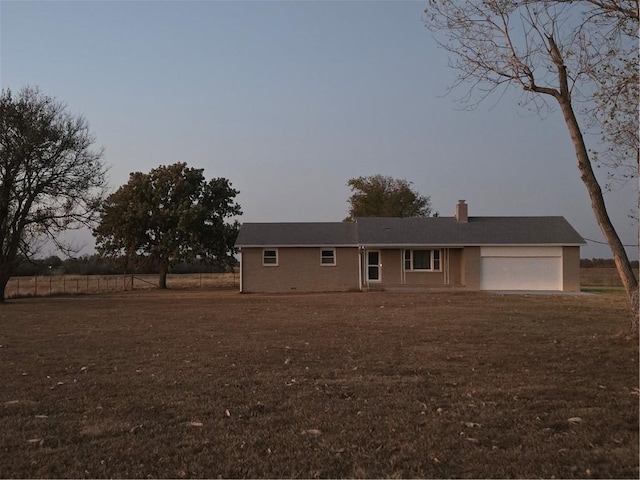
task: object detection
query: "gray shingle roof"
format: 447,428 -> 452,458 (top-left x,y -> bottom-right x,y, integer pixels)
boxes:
235,222 -> 359,247
235,217 -> 585,247
355,216 -> 585,246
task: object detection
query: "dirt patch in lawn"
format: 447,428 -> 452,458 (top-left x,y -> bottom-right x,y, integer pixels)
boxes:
0,290 -> 637,478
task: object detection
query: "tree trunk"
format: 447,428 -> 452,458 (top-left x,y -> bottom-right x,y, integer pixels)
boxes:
556,94 -> 639,334
159,266 -> 168,289
540,35 -> 639,334
0,271 -> 8,303
630,288 -> 639,335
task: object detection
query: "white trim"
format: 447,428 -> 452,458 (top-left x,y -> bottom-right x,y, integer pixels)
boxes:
238,243 -> 583,249
262,248 -> 279,266
359,243 -> 583,248
444,248 -> 450,285
480,246 -> 563,257
238,244 -> 360,248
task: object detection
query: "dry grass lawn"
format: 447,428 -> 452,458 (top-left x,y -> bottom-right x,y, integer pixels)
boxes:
0,289 -> 637,478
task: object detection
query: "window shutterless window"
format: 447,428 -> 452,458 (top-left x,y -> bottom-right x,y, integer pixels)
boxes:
320,248 -> 336,266
262,249 -> 278,266
413,250 -> 431,270
404,249 -> 442,271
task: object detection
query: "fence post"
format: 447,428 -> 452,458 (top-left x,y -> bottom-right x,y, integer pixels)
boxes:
50,276 -> 52,296
16,277 -> 19,297
34,276 -> 37,296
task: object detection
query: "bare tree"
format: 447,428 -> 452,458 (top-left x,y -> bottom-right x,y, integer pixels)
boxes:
0,87 -> 107,301
424,1 -> 639,333
574,1 -> 639,188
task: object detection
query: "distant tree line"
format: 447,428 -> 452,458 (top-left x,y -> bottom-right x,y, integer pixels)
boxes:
11,254 -> 236,277
581,258 -> 639,269
12,254 -> 633,277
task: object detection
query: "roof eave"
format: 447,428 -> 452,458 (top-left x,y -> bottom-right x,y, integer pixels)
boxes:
358,242 -> 586,248
236,244 -> 361,248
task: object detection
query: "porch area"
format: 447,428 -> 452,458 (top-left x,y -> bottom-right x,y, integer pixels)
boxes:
362,247 -> 465,291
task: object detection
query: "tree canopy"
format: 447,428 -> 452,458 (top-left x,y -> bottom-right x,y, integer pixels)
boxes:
93,163 -> 241,288
0,86 -> 107,301
424,0 -> 639,333
345,175 -> 434,220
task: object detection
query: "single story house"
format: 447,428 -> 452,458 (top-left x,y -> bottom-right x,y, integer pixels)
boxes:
235,201 -> 585,293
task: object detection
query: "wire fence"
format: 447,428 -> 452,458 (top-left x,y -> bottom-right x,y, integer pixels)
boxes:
580,268 -> 638,287
6,269 -> 631,299
5,273 -> 239,299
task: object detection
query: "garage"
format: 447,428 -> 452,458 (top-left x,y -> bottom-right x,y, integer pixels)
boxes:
480,246 -> 562,291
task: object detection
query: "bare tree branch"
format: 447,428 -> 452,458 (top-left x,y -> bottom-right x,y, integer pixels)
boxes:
0,86 -> 107,301
424,0 -> 639,333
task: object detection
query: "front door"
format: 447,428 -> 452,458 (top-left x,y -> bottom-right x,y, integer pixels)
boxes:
367,250 -> 381,282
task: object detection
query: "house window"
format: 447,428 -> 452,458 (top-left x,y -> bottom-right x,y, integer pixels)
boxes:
262,249 -> 278,266
404,249 -> 441,271
320,248 -> 336,266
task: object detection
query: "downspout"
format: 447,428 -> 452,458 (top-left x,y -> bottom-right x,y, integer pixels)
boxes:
238,249 -> 243,293
444,248 -> 450,285
358,247 -> 363,291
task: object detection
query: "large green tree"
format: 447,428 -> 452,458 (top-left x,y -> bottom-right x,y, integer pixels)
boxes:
345,174 -> 434,220
93,163 -> 241,288
0,86 -> 107,301
424,0 -> 639,333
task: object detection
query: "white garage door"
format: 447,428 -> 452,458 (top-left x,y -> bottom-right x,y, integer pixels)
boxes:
480,247 -> 562,291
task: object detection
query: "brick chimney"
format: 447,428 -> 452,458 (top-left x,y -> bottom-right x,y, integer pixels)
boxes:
455,200 -> 468,223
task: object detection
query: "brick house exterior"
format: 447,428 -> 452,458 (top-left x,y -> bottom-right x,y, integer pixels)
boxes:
235,201 -> 584,293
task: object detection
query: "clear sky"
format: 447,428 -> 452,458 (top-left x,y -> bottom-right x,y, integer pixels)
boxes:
1,0 -> 637,259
